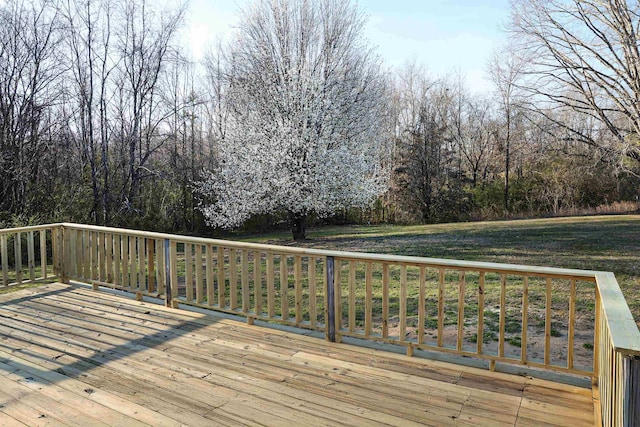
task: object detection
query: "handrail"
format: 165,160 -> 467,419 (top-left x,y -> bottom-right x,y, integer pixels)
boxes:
2,222 -> 638,426
595,272 -> 640,355
59,223 -> 598,280
0,223 -> 64,235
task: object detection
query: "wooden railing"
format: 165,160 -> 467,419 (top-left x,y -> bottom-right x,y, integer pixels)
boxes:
0,224 -> 60,287
594,272 -> 640,427
59,223 -> 330,334
1,222 -> 638,426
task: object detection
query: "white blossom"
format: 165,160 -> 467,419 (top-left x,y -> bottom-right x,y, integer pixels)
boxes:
196,0 -> 390,234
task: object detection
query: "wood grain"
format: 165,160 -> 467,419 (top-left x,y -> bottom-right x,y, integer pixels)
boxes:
0,282 -> 596,427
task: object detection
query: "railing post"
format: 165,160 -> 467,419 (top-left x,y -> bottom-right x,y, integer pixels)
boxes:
622,354 -> 640,427
1,234 -> 8,286
14,232 -> 22,285
326,256 -> 336,342
164,239 -> 171,307
60,226 -> 69,284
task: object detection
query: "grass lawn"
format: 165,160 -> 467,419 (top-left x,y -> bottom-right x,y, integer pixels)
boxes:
239,214 -> 640,326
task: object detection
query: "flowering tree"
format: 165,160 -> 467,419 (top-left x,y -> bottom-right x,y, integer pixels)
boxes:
197,0 -> 389,239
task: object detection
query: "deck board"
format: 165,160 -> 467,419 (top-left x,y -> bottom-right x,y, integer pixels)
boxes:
0,283 -> 596,426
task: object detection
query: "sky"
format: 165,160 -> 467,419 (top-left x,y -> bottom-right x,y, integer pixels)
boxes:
183,0 -> 511,94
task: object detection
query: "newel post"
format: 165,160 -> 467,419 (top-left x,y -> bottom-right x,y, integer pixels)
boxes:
59,225 -> 69,284
326,256 -> 336,342
164,239 -> 172,307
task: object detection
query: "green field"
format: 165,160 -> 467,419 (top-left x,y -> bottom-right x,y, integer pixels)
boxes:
239,215 -> 640,326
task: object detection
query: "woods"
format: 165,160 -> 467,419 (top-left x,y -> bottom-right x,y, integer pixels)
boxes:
0,0 -> 638,238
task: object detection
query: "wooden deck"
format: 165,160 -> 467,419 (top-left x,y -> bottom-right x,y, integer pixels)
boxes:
0,283 -> 596,426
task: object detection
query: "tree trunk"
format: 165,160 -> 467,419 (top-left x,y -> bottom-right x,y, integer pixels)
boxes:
504,120 -> 510,214
291,212 -> 307,241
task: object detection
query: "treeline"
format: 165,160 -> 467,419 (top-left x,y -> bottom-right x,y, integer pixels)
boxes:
0,0 -> 638,236
0,0 -> 189,229
383,63 -> 640,225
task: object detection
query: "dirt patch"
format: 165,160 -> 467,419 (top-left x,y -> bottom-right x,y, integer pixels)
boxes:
376,316 -> 593,370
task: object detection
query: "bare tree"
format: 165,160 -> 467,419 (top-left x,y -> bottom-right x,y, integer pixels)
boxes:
391,63 -> 462,222
0,0 -> 62,215
62,0 -> 116,224
455,96 -> 497,187
203,40 -> 230,156
161,49 -> 208,231
508,0 -> 640,168
488,48 -> 525,212
115,0 -> 185,216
